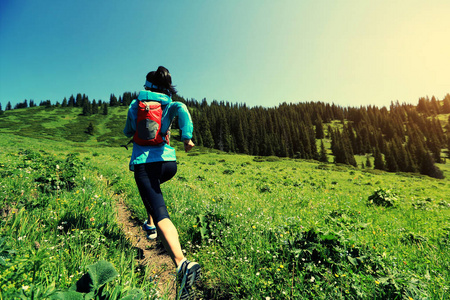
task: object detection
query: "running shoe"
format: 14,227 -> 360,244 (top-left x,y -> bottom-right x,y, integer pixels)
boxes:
142,220 -> 157,240
177,260 -> 201,300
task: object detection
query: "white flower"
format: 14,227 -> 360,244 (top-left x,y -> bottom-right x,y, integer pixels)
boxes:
22,285 -> 30,291
57,226 -> 64,230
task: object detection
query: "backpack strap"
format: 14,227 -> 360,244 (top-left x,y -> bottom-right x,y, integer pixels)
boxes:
120,139 -> 134,150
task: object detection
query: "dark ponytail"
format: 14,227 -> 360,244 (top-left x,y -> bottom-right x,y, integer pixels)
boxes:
146,66 -> 177,96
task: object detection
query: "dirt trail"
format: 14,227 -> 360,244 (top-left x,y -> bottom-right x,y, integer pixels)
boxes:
115,198 -> 176,299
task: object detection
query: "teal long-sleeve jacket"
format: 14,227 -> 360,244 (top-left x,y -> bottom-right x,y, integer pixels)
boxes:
123,90 -> 193,171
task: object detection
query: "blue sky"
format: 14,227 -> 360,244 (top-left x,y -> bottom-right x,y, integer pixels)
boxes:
1,0 -> 449,109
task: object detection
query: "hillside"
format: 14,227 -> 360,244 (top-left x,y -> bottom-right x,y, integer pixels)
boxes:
0,129 -> 449,299
1,94 -> 450,181
0,105 -> 129,147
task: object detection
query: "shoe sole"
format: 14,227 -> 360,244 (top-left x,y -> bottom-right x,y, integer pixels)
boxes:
185,262 -> 201,287
178,263 -> 201,300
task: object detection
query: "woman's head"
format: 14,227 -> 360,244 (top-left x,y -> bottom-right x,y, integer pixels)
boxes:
144,66 -> 177,96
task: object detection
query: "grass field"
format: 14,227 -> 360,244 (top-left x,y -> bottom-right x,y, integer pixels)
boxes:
1,107 -> 449,299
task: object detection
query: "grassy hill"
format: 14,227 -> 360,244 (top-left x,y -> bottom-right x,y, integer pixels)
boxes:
0,107 -> 449,299
0,105 -> 130,146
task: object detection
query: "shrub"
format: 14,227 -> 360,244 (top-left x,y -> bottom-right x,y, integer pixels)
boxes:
367,188 -> 398,207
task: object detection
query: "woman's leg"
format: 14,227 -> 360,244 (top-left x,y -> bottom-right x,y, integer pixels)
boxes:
157,218 -> 185,267
134,161 -> 184,266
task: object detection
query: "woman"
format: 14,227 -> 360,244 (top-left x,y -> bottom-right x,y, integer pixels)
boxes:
123,66 -> 200,299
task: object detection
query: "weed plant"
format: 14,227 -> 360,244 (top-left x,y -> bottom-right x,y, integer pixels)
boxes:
1,130 -> 449,299
0,137 -> 161,299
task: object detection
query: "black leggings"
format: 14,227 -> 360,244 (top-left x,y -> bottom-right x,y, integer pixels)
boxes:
133,161 -> 177,223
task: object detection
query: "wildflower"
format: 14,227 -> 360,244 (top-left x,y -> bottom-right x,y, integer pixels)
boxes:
335,274 -> 339,277
57,226 -> 63,230
310,276 -> 315,282
90,217 -> 95,222
252,225 -> 256,229
192,225 -> 197,228
375,280 -> 380,285
280,264 -> 284,269
22,285 -> 30,291
408,297 -> 413,300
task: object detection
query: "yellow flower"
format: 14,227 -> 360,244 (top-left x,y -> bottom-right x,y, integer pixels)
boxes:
192,225 -> 197,228
375,280 -> 380,285
335,274 -> 339,278
252,226 -> 256,229
280,264 -> 284,269
408,297 -> 413,300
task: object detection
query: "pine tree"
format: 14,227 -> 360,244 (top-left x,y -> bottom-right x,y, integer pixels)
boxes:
86,122 -> 94,135
6,101 -> 12,110
385,143 -> 399,172
374,148 -> 385,170
0,103 -> 3,115
75,93 -> 82,107
68,95 -> 75,107
102,103 -> 108,115
365,155 -> 372,168
109,94 -> 118,107
319,140 -> 328,163
82,100 -> 92,116
315,117 -> 324,139
419,149 -> 444,179
442,94 -> 450,113
198,113 -> 214,148
62,97 -> 68,107
417,97 -> 430,115
92,100 -> 98,114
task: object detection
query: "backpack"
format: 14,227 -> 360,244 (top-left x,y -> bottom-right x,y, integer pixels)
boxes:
133,100 -> 167,146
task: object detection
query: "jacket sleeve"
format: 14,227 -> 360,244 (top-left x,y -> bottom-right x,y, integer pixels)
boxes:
123,100 -> 138,138
162,102 -> 193,141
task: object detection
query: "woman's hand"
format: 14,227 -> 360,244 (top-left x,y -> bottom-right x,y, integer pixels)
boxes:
184,139 -> 195,152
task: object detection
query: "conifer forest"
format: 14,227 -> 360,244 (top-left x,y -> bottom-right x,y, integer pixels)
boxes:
2,93 -> 449,179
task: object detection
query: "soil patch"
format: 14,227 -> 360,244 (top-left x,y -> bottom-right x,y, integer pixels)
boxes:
115,198 -> 176,299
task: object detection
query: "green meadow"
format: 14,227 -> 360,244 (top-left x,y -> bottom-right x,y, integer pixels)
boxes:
0,106 -> 449,299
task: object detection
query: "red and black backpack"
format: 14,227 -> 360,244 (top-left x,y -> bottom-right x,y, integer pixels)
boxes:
133,100 -> 166,146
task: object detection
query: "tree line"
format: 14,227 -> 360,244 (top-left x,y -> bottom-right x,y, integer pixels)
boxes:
184,94 -> 449,179
1,93 -> 449,178
1,92 -> 138,116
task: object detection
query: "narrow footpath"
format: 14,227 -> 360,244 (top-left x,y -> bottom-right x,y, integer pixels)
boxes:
115,198 -> 176,299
